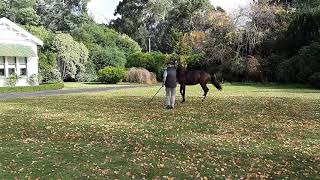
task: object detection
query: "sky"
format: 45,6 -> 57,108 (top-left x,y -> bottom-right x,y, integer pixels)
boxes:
88,0 -> 252,24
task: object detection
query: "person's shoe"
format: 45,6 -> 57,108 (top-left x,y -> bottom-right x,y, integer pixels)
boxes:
165,106 -> 170,109
169,106 -> 174,109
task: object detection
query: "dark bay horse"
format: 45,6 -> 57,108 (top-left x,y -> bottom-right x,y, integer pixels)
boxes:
177,65 -> 222,103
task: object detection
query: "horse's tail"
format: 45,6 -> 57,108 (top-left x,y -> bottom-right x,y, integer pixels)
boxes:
211,74 -> 222,91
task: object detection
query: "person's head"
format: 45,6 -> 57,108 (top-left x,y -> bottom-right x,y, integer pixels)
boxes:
165,61 -> 176,68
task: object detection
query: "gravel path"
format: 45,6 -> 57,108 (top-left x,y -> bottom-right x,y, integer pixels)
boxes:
0,85 -> 150,100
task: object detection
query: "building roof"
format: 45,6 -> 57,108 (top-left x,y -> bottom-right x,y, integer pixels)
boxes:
0,44 -> 36,57
0,17 -> 43,46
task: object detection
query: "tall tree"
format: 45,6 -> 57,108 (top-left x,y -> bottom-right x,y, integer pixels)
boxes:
0,0 -> 40,25
52,33 -> 89,80
110,0 -> 149,50
158,0 -> 212,53
111,0 -> 212,53
36,0 -> 91,32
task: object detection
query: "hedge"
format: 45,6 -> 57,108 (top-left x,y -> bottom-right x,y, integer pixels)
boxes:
309,72 -> 320,89
126,52 -> 166,80
97,66 -> 126,84
0,83 -> 64,94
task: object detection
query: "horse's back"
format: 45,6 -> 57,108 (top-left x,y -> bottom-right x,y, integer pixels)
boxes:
185,71 -> 202,85
177,68 -> 212,85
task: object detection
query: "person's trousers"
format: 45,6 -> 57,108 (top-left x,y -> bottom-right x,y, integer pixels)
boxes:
165,87 -> 176,107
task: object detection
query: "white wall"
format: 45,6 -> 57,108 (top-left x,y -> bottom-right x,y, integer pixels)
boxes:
0,18 -> 42,87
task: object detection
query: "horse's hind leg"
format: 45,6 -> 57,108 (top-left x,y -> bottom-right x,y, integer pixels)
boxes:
180,84 -> 186,103
201,84 -> 209,102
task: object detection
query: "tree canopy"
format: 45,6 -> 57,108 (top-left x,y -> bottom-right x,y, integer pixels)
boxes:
1,0 -> 319,87
111,0 -> 213,53
1,0 -> 142,83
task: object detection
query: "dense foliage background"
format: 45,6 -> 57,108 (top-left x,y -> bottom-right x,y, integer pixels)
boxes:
0,0 -> 319,86
0,0 -> 141,83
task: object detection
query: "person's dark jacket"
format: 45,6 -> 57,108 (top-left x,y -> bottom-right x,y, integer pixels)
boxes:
164,66 -> 177,88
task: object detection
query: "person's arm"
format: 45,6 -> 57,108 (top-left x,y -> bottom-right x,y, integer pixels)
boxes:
162,70 -> 167,86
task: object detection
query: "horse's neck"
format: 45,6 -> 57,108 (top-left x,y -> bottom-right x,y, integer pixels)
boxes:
177,66 -> 187,84
177,66 -> 187,74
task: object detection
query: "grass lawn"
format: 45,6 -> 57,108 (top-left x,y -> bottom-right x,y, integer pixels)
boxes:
0,83 -> 319,179
0,83 -> 64,94
63,82 -> 143,89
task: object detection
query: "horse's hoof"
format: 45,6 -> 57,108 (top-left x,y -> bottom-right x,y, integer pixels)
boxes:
181,100 -> 185,103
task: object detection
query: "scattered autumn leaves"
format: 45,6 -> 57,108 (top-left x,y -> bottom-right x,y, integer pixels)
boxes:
0,85 -> 319,179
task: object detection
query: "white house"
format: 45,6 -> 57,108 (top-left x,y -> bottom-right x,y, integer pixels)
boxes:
0,17 -> 43,87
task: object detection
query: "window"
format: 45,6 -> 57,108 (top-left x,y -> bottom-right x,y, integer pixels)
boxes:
0,57 -> 4,77
8,68 -> 15,76
0,69 -> 4,76
0,56 -> 4,65
7,57 -> 16,65
18,57 -> 27,76
20,68 -> 27,76
7,57 -> 16,76
19,57 -> 27,65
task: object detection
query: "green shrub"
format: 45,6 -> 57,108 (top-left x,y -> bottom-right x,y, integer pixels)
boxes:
296,42 -> 320,82
126,52 -> 149,68
263,54 -> 285,82
149,52 -> 167,77
309,72 -> 320,88
39,69 -> 62,84
72,23 -> 141,55
38,52 -> 61,83
98,66 -> 126,84
79,61 -> 97,82
126,52 -> 166,79
27,74 -> 38,86
91,46 -> 126,71
166,53 -> 180,65
276,42 -> 320,83
186,53 -> 206,70
6,74 -> 20,87
116,34 -> 142,56
76,72 -> 97,82
0,83 -> 64,94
